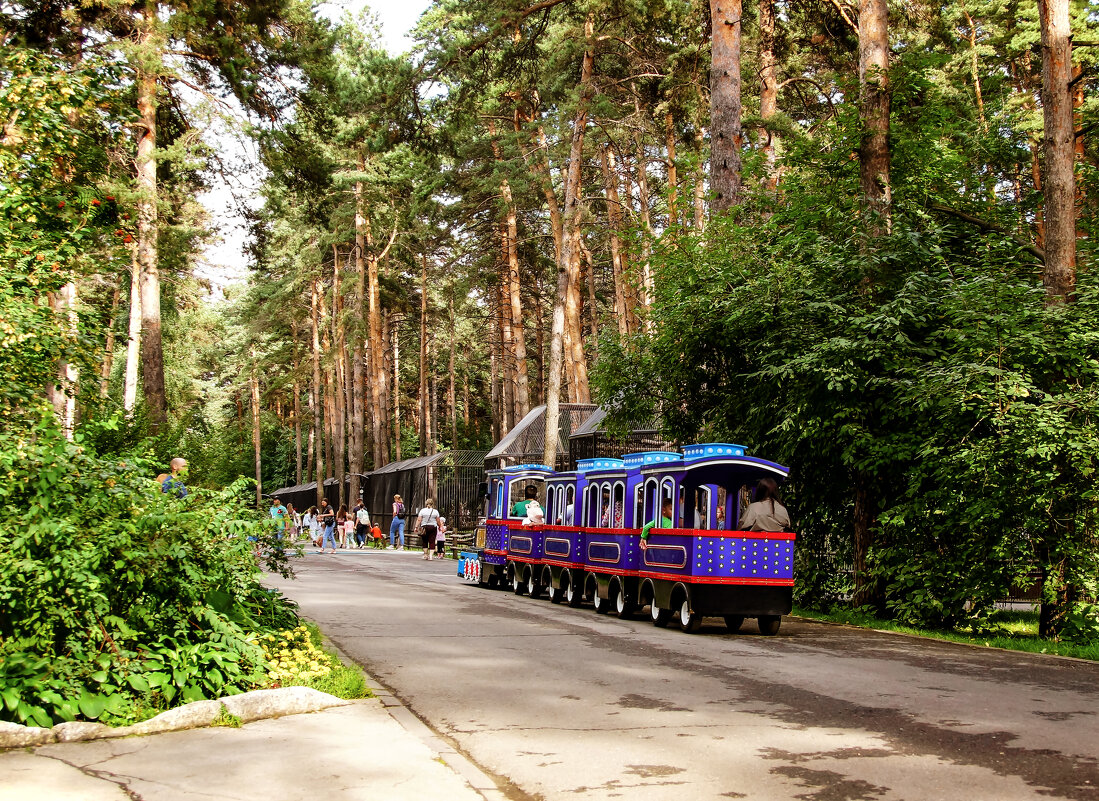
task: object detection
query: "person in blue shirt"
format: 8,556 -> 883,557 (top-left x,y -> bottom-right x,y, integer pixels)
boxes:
270,497 -> 288,539
161,457 -> 188,498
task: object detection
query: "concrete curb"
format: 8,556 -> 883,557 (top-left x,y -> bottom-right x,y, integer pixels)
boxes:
0,687 -> 349,750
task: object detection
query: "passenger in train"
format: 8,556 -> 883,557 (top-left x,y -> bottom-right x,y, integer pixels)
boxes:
512,485 -> 538,517
640,498 -> 674,548
738,477 -> 791,532
599,488 -> 623,528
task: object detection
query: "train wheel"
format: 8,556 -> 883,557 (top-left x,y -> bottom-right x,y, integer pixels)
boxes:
566,577 -> 583,608
512,568 -> 526,595
679,600 -> 702,633
547,585 -> 562,604
650,603 -> 671,628
593,592 -> 610,615
758,615 -> 781,636
614,586 -> 635,619
526,572 -> 542,598
723,615 -> 744,632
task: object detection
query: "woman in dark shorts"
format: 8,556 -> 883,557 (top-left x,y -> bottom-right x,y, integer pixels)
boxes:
415,499 -> 441,560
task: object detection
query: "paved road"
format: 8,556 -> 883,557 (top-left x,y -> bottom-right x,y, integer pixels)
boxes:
267,550 -> 1099,801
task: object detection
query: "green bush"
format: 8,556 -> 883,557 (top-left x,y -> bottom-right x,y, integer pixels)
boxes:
0,414 -> 298,727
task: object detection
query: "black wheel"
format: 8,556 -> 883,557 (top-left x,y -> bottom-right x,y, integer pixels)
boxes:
566,576 -> 583,608
547,584 -> 563,604
614,585 -> 635,619
723,615 -> 744,632
593,592 -> 610,615
679,599 -> 702,633
512,568 -> 526,595
651,602 -> 671,628
758,615 -> 781,636
526,572 -> 541,598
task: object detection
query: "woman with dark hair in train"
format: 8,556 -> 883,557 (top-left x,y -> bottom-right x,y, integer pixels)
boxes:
738,477 -> 791,532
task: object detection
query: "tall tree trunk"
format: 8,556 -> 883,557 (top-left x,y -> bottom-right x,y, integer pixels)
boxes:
546,14 -> 595,466
392,321 -> 401,461
632,107 -> 655,316
99,278 -> 122,398
600,142 -> 632,337
135,18 -> 166,431
419,253 -> 430,455
291,319 -> 303,486
858,0 -> 892,232
497,276 -> 515,434
1037,0 -> 1076,305
311,277 -> 325,506
250,345 -> 262,509
448,291 -> 457,448
350,173 -> 367,499
709,0 -> 744,215
123,252 -> 141,413
759,0 -> 780,189
581,241 -> 600,353
332,247 -> 346,507
490,348 -> 501,444
665,111 -> 678,227
48,281 -> 78,438
365,215 -> 389,468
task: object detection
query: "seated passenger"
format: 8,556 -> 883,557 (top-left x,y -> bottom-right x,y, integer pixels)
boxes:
738,477 -> 791,532
599,490 -> 623,528
640,499 -> 674,549
513,485 -> 538,518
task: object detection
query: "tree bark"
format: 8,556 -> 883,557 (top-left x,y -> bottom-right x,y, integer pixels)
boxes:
759,0 -> 780,188
250,345 -> 262,509
48,281 -> 78,438
599,142 -> 632,337
419,253 -> 430,455
123,251 -> 141,414
665,111 -> 678,227
1037,0 -> 1076,305
448,291 -> 457,447
311,277 -> 325,507
350,173 -> 367,499
365,215 -> 390,468
709,0 -> 744,215
858,0 -> 891,232
392,321 -> 401,461
99,278 -> 122,399
545,14 -> 595,466
135,17 -> 166,432
332,246 -> 346,508
291,319 -> 303,486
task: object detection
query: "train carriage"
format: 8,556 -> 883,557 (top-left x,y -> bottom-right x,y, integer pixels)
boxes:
478,464 -> 553,589
637,443 -> 794,634
467,443 -> 795,637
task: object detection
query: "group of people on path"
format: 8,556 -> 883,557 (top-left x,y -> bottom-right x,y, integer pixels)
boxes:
267,493 -> 449,558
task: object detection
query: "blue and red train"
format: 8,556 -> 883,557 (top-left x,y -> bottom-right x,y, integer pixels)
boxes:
460,443 -> 794,635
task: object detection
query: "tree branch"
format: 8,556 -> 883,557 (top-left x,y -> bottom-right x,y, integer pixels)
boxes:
928,203 -> 1045,263
825,0 -> 859,33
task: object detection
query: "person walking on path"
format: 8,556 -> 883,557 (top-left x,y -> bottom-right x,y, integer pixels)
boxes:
337,505 -> 351,549
161,457 -> 188,498
286,503 -> 301,540
415,499 -> 441,561
435,516 -> 447,557
303,506 -> 320,547
318,499 -> 337,554
354,501 -> 371,549
270,497 -> 289,539
390,494 -> 407,549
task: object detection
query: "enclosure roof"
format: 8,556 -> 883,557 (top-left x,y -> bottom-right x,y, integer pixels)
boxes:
485,403 -> 599,462
368,449 -> 488,475
270,477 -> 339,496
569,405 -> 660,438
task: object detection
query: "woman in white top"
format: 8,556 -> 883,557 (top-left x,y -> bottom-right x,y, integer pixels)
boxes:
302,506 -> 320,546
738,478 -> 791,532
415,499 -> 441,560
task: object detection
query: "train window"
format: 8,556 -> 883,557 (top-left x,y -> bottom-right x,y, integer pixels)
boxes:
584,484 -> 599,527
494,480 -> 503,518
508,480 -> 543,519
643,478 -> 660,526
546,485 -> 557,524
692,486 -> 712,529
634,482 -> 644,528
612,482 -> 625,529
660,479 -> 676,528
564,485 -> 575,525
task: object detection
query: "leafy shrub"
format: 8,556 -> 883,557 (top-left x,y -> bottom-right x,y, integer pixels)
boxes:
0,414 -> 298,727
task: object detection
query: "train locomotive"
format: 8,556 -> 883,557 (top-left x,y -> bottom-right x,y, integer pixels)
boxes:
460,443 -> 795,635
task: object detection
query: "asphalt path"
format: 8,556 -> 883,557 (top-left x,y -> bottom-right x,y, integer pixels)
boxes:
266,549 -> 1099,801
